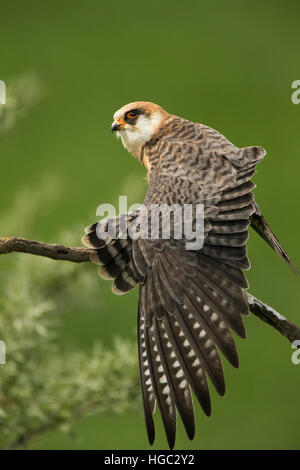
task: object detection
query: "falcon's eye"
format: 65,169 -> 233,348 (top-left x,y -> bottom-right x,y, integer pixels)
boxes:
126,110 -> 139,119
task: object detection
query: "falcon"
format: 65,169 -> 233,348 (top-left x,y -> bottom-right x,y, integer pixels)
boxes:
82,102 -> 298,449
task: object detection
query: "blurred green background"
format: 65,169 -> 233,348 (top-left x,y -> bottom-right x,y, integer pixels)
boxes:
0,0 -> 299,449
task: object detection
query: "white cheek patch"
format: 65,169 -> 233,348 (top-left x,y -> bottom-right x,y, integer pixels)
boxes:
120,112 -> 163,157
135,113 -> 163,139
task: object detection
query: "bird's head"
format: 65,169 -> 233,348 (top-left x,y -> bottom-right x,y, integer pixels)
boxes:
111,101 -> 169,160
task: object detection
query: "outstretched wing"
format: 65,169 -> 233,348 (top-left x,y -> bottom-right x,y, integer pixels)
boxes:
82,129 -> 266,448
135,138 -> 265,448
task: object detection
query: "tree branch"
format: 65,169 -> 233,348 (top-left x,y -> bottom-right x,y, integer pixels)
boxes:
245,293 -> 300,343
0,236 -> 91,263
1,236 -> 299,344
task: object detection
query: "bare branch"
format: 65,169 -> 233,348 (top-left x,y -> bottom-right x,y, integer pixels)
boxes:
0,236 -> 91,263
246,293 -> 300,344
1,236 -> 299,344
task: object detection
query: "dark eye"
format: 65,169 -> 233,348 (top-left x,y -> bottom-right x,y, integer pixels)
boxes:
126,110 -> 139,119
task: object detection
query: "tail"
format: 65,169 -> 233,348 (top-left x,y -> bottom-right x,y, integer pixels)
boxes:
250,202 -> 299,275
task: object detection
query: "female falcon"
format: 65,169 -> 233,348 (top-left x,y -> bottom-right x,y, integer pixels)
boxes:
82,102 -> 297,449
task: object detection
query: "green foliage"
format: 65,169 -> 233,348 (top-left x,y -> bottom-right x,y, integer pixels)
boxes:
0,189 -> 140,450
0,76 -> 139,449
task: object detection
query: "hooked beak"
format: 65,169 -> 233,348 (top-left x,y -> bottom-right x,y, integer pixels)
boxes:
111,119 -> 125,133
111,123 -> 121,133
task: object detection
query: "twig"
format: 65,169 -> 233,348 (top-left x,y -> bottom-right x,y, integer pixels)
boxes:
1,236 -> 299,344
4,420 -> 60,450
245,293 -> 300,343
0,236 -> 91,263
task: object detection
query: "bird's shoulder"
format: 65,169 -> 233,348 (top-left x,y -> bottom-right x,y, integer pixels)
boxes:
142,115 -> 266,208
143,115 -> 266,173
